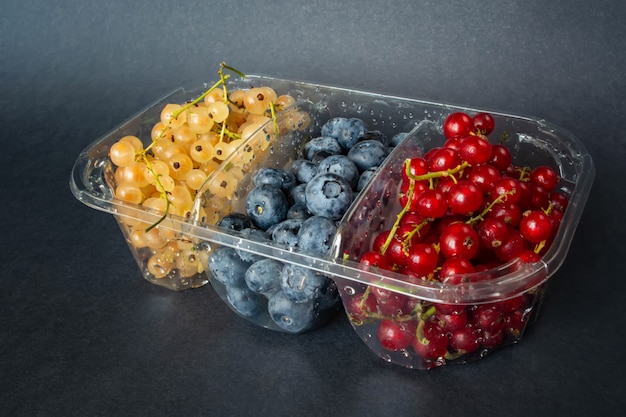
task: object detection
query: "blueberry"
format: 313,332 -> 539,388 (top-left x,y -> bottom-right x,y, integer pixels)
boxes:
245,183 -> 289,230
289,183 -> 308,206
236,228 -> 270,263
245,259 -> 284,296
252,168 -> 297,192
310,150 -> 336,165
287,203 -> 311,220
314,279 -> 340,314
296,215 -> 338,256
270,219 -> 303,247
217,212 -> 252,231
226,285 -> 265,317
281,264 -> 330,303
268,291 -> 316,333
302,136 -> 342,161
357,166 -> 378,192
390,131 -> 409,147
305,173 -> 355,220
321,117 -> 367,150
358,130 -> 388,147
317,154 -> 360,190
347,139 -> 389,171
290,159 -> 318,184
208,246 -> 251,287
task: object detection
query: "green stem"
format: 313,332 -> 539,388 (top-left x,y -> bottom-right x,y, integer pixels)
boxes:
407,160 -> 470,182
137,63 -> 246,231
465,190 -> 515,225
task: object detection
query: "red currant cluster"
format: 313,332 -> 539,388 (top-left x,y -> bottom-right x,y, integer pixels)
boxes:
346,111 -> 570,365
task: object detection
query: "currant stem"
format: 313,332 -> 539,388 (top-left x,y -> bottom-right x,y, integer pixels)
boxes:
401,219 -> 432,253
380,163 -> 416,254
534,240 -> 546,254
415,305 -> 437,343
138,63 -> 246,231
269,101 -> 279,136
466,190 -> 515,225
407,160 -> 470,182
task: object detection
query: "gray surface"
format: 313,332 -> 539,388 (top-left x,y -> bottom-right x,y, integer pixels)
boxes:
2,0 -> 625,416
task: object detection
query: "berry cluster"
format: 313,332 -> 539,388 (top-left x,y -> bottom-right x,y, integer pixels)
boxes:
108,63 -> 310,288
208,117 -> 410,332
346,111 -> 570,366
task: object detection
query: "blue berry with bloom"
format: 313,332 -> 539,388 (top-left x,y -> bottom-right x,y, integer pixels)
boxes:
321,117 -> 367,150
304,173 -> 354,220
245,183 -> 289,230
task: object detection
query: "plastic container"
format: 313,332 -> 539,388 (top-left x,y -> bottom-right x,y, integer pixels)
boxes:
330,113 -> 594,368
71,75 -> 594,363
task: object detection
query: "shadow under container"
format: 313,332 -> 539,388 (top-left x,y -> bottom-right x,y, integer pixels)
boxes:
329,112 -> 594,369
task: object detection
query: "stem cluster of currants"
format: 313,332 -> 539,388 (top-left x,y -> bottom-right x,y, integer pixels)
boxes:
347,111 -> 570,366
107,62 -> 309,285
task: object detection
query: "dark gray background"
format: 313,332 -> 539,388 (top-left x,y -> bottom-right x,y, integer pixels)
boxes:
2,0 -> 624,416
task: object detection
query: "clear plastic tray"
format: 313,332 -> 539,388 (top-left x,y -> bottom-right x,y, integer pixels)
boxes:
330,116 -> 593,368
71,75 -> 594,366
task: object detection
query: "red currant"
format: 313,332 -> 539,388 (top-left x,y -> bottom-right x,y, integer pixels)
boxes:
549,191 -> 569,212
487,202 -> 522,228
481,328 -> 504,348
449,323 -> 481,354
378,233 -> 407,266
406,243 -> 439,276
490,177 -> 523,205
519,210 -> 552,243
489,144 -> 512,172
414,188 -> 448,218
518,249 -> 541,263
446,180 -> 483,215
428,147 -> 462,172
412,321 -> 449,360
504,308 -> 528,337
494,229 -> 530,262
459,135 -> 493,165
530,165 -> 559,193
375,292 -> 410,317
399,179 -> 428,208
402,157 -> 428,182
443,112 -> 474,139
359,251 -> 392,270
477,217 -> 510,249
472,112 -> 495,135
473,305 -> 505,333
438,256 -> 475,284
495,294 -> 527,313
464,163 -> 500,193
346,292 -> 377,322
443,136 -> 463,152
527,183 -> 550,211
377,319 -> 416,351
436,309 -> 469,332
439,222 -> 480,260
